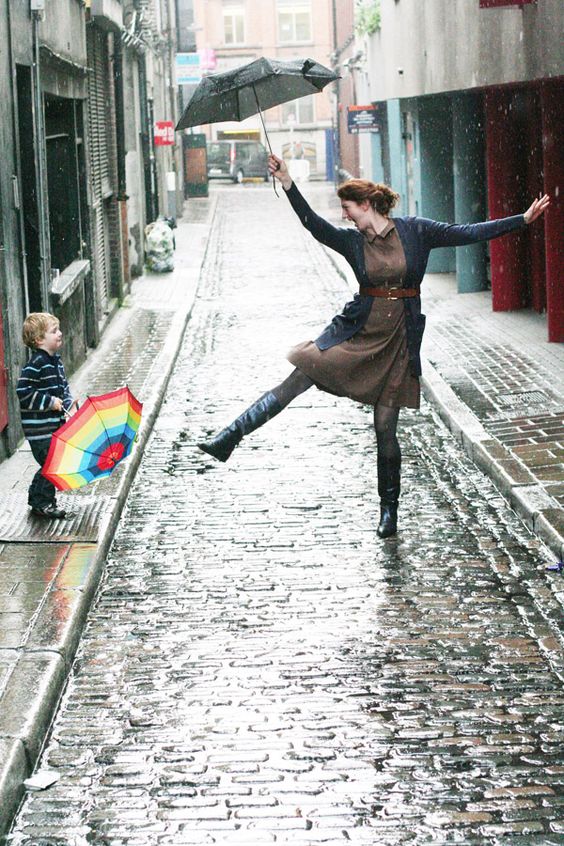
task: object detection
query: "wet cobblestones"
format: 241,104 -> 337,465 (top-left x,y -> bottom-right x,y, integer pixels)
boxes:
9,185 -> 564,845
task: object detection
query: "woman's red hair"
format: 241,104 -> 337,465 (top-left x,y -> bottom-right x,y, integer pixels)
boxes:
337,179 -> 400,216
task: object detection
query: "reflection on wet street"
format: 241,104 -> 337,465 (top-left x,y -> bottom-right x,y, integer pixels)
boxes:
10,185 -> 564,845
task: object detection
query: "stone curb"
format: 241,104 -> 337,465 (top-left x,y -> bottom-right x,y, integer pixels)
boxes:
321,242 -> 564,565
421,361 -> 563,562
0,198 -> 217,840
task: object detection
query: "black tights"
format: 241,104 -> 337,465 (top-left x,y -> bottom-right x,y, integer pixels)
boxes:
267,370 -> 400,463
271,368 -> 314,408
373,404 -> 401,462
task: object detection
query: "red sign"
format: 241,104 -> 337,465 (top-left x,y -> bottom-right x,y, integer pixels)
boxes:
0,295 -> 8,431
479,1 -> 536,7
154,121 -> 175,146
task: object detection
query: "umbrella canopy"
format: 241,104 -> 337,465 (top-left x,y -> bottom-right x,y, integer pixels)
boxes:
42,386 -> 143,491
176,57 -> 338,131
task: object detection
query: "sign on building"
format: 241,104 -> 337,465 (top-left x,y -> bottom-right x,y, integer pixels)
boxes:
347,105 -> 381,134
176,53 -> 202,85
176,50 -> 217,85
154,121 -> 175,146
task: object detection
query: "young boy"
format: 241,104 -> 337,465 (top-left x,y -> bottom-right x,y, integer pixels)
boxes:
17,313 -> 76,518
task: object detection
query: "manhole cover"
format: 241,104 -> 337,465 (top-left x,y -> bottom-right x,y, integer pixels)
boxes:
497,390 -> 548,408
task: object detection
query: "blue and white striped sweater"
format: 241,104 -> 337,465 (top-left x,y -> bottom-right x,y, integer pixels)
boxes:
17,349 -> 73,441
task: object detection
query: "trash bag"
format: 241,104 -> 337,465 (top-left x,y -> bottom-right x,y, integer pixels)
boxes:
145,218 -> 175,272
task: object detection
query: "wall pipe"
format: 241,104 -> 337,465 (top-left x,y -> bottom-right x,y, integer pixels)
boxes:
6,0 -> 30,317
31,8 -> 51,308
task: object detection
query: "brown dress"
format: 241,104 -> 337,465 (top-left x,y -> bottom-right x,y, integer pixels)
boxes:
287,220 -> 420,408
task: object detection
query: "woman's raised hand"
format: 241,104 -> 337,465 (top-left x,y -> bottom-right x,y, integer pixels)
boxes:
268,154 -> 292,190
524,194 -> 550,224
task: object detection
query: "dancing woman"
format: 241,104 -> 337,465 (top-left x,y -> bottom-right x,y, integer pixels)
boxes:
199,154 -> 549,538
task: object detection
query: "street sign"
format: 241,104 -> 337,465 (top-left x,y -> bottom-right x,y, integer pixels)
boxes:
154,121 -> 175,146
347,105 -> 381,134
176,51 -> 217,85
176,53 -> 202,85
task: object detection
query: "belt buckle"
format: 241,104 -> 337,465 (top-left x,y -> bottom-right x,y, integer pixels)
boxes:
388,289 -> 401,300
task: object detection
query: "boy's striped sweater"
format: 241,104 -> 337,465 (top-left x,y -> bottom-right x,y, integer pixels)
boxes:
17,349 -> 73,441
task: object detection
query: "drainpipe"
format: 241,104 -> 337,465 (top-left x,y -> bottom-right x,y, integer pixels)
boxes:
112,36 -> 129,296
138,51 -> 156,224
331,0 -> 341,186
7,0 -> 30,316
31,6 -> 51,309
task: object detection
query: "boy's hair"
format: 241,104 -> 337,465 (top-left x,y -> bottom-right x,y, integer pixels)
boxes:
22,312 -> 59,349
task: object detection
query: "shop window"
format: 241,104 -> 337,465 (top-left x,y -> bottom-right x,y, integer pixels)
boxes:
277,0 -> 311,43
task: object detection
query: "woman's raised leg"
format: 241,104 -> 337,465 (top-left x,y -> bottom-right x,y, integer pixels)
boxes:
198,369 -> 314,462
373,404 -> 401,537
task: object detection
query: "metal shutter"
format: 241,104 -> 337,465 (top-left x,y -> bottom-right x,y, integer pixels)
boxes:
87,26 -> 112,320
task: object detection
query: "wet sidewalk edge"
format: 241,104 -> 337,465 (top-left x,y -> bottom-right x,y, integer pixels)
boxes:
0,198 -> 218,841
421,363 -> 564,562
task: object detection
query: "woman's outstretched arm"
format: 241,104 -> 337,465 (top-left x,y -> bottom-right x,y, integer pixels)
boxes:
422,193 -> 550,249
268,154 -> 353,256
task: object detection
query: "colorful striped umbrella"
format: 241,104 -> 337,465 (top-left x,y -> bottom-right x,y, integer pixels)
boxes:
42,386 -> 143,491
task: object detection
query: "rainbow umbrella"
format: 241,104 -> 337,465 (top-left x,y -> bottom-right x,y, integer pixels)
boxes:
42,386 -> 143,491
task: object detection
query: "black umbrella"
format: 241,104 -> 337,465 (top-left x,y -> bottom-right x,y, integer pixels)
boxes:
176,57 -> 339,191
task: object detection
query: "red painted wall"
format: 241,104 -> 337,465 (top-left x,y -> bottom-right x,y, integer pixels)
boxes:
541,80 -> 564,342
0,298 -> 8,431
484,89 -> 528,311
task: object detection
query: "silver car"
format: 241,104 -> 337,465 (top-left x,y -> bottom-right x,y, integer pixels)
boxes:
207,140 -> 269,183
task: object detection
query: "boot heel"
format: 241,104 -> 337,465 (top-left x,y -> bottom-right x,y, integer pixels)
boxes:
377,504 -> 398,538
198,428 -> 240,462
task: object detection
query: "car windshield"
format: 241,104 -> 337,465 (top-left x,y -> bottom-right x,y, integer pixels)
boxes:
207,143 -> 229,161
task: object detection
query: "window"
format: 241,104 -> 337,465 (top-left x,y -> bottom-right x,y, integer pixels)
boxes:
277,0 -> 311,43
281,95 -> 314,125
223,1 -> 245,45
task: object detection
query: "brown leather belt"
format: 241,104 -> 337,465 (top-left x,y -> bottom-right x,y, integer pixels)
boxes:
359,287 -> 420,299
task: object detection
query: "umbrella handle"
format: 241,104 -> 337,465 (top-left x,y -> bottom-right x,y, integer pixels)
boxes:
63,400 -> 80,418
252,84 -> 279,198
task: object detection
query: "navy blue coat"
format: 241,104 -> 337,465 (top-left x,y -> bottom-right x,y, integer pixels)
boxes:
285,183 -> 526,376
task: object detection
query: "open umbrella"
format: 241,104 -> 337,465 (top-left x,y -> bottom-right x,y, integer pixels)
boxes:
176,57 -> 339,190
42,386 -> 143,490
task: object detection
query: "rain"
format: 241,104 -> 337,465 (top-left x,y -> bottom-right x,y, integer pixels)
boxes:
1,1 -> 563,844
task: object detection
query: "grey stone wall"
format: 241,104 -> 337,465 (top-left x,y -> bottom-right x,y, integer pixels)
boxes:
369,0 -> 564,101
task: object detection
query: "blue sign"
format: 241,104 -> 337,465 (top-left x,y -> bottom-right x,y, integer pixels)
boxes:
176,53 -> 201,85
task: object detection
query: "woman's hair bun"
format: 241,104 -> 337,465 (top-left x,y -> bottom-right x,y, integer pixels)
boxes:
337,179 -> 400,215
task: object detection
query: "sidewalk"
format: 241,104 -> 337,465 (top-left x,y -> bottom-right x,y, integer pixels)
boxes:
0,195 -> 215,836
302,182 -> 564,565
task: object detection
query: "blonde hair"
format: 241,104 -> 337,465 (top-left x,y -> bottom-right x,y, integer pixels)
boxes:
22,312 -> 59,349
338,179 -> 400,216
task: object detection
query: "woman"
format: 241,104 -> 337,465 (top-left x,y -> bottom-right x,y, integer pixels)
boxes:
198,154 -> 549,538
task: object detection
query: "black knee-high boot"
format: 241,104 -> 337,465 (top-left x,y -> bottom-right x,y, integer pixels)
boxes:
198,391 -> 283,462
377,455 -> 401,538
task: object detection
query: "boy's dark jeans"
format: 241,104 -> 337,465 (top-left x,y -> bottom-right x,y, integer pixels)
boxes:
28,438 -> 56,509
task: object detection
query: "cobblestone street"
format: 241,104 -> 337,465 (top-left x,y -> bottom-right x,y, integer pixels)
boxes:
9,185 -> 564,845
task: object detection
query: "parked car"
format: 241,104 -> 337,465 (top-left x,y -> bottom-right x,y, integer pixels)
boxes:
206,140 -> 269,183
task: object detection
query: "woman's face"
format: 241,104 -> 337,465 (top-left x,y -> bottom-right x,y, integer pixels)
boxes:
340,199 -> 372,229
